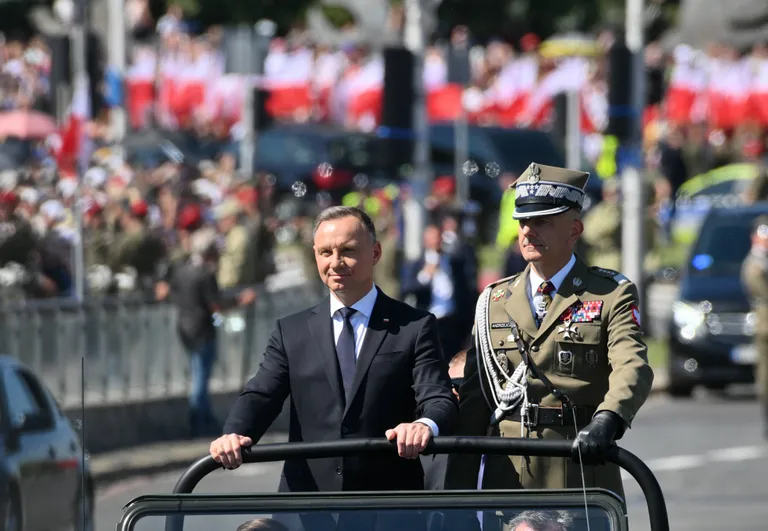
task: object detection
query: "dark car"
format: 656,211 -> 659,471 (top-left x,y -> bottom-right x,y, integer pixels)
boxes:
665,204 -> 768,397
124,129 -> 234,169
0,355 -> 93,531
427,124 -> 603,243
254,124 -> 383,202
428,123 -> 603,211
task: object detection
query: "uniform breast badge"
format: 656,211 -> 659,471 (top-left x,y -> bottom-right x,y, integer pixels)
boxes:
557,320 -> 580,341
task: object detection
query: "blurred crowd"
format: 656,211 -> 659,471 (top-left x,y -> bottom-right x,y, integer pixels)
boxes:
0,33 -> 52,112
0,147 -> 281,301
0,4 -> 767,304
122,9 -> 768,151
0,136 -> 483,304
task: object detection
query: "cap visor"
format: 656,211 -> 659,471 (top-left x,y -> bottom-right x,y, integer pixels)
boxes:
512,204 -> 571,220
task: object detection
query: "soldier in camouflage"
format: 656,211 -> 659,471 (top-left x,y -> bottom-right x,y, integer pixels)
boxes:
740,215 -> 768,438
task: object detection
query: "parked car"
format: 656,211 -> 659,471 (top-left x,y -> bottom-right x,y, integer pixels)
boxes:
666,204 -> 768,397
428,123 -> 604,212
254,124 -> 384,202
0,355 -> 93,531
123,129 -> 235,169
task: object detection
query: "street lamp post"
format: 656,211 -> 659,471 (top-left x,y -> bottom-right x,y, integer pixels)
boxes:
620,0 -> 646,307
107,0 -> 127,156
238,20 -> 276,179
55,0 -> 89,302
402,0 -> 437,262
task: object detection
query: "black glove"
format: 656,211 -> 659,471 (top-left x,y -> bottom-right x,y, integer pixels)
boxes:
572,411 -> 624,465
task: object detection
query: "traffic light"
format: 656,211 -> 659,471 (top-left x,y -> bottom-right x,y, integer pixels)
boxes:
222,25 -> 273,131
605,40 -> 633,142
379,47 -> 415,174
253,87 -> 273,131
46,32 -> 104,118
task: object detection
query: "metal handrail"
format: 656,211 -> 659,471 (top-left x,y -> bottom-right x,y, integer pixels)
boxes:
170,436 -> 669,531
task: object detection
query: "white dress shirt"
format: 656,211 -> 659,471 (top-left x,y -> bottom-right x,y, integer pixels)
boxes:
526,254 -> 576,319
330,284 -> 439,435
416,249 -> 455,319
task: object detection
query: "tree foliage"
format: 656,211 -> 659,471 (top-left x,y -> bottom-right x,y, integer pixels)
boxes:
161,0 -> 674,41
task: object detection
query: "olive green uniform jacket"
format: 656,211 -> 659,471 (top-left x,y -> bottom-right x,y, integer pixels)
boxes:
445,256 -> 654,500
741,251 -> 768,399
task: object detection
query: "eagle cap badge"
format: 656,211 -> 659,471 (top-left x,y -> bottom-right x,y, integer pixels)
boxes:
527,163 -> 541,184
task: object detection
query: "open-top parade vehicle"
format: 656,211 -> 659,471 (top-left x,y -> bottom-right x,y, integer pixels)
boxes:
115,437 -> 669,531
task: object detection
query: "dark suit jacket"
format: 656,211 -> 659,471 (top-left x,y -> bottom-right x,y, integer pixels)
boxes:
223,287 -> 459,492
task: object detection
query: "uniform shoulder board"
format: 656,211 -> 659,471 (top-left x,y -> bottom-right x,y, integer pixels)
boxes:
481,272 -> 522,295
590,266 -> 631,285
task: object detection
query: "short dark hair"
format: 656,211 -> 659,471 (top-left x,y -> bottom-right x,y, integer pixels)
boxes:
313,206 -> 377,242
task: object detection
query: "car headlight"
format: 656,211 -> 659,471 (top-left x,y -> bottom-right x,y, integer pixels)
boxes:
672,301 -> 707,341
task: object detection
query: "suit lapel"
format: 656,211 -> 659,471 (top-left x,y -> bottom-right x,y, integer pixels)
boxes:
535,257 -> 590,341
503,265 -> 539,339
344,290 -> 391,416
308,297 -> 345,406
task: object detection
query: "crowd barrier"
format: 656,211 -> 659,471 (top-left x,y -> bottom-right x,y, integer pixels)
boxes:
0,286 -> 324,409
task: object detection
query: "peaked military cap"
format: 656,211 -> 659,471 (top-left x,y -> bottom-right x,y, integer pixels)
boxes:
512,162 -> 590,220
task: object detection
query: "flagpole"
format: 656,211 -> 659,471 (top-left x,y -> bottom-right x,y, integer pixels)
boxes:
70,0 -> 89,303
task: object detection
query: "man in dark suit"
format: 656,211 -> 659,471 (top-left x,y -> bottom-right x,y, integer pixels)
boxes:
210,206 -> 458,493
401,224 -> 468,359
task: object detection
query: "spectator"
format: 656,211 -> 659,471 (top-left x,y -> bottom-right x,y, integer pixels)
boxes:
507,510 -> 574,531
160,227 -> 256,436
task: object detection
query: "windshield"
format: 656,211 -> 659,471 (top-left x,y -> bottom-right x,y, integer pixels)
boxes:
327,134 -> 380,168
687,212 -> 760,276
256,132 -> 328,167
484,130 -> 565,171
256,131 -> 378,169
429,126 -> 499,163
125,497 -> 623,531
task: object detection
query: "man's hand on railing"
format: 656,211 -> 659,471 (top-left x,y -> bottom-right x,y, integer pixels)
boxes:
210,433 -> 254,469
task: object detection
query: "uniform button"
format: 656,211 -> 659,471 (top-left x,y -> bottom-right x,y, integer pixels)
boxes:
336,467 -> 343,475
531,345 -> 539,352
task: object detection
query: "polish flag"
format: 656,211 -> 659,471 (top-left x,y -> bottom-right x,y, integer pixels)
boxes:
56,79 -> 92,177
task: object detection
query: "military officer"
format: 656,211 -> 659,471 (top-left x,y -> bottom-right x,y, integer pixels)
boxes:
214,199 -> 252,290
444,163 -> 655,500
740,215 -> 768,438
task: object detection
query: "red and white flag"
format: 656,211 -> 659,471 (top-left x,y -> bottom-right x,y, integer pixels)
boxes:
55,79 -> 92,178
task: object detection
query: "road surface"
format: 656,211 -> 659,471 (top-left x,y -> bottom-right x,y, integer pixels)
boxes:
96,390 -> 768,531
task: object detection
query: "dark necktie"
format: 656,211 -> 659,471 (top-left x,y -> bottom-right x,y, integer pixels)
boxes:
535,281 -> 555,326
335,307 -> 358,399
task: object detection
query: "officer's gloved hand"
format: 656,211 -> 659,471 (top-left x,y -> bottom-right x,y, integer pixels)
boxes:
572,411 -> 624,465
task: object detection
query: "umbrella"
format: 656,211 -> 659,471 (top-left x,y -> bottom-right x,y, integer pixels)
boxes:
0,110 -> 57,139
538,33 -> 600,59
